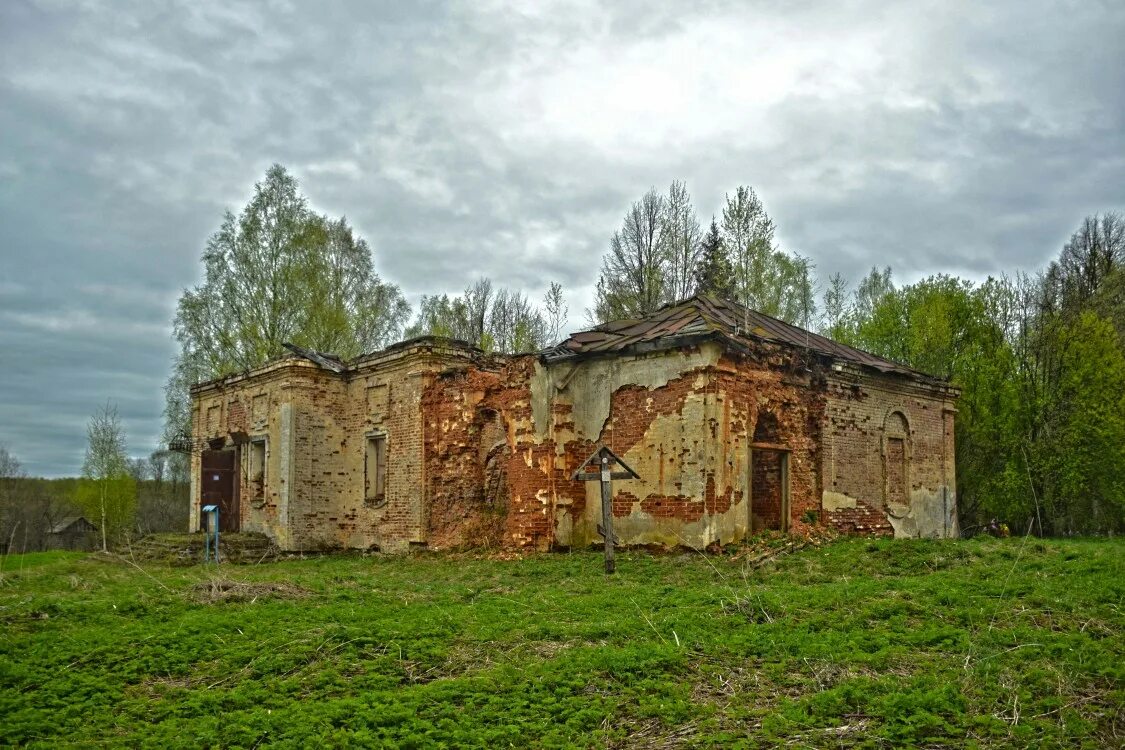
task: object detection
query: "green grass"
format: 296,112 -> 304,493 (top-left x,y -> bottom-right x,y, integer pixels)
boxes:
1,537 -> 1121,748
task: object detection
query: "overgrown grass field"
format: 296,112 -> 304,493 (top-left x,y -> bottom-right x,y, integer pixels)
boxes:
1,537 -> 1121,748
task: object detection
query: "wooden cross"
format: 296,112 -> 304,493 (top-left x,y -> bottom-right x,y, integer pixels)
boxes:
572,446 -> 640,574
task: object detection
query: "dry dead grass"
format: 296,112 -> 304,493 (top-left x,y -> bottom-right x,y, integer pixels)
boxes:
190,578 -> 310,604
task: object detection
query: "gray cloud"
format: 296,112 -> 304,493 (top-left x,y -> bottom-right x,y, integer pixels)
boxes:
1,0 -> 1123,475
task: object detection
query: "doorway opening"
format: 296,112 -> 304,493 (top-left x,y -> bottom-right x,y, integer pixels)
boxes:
749,411 -> 790,533
201,448 -> 240,532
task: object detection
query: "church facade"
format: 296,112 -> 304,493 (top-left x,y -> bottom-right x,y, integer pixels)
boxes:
188,296 -> 959,552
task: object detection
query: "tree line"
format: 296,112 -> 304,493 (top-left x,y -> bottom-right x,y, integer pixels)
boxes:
593,181 -> 815,326
823,215 -> 1125,535
167,168 -> 816,443
163,165 -> 1121,535
0,409 -> 188,553
590,182 -> 1122,534
406,279 -> 568,355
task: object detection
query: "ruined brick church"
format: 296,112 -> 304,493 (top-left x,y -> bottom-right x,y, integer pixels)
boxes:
188,295 -> 959,552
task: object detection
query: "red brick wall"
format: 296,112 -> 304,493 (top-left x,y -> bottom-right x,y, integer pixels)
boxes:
421,358 -> 578,550
193,339 -> 957,552
421,342 -> 831,550
821,372 -> 957,537
752,450 -> 783,530
886,438 -> 907,505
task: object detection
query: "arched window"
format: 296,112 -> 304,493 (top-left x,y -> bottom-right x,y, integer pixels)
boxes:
883,411 -> 910,506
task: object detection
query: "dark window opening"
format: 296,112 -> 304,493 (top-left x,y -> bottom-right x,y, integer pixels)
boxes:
366,433 -> 387,503
248,438 -> 266,502
886,437 -> 907,505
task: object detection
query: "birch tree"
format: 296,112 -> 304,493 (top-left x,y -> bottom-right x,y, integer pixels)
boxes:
593,188 -> 668,320
820,272 -> 853,341
720,185 -> 815,325
854,266 -> 895,321
166,165 -> 410,441
660,180 -> 702,303
406,279 -> 552,354
543,282 -> 568,345
0,444 -> 24,552
0,445 -> 19,480
490,288 -> 546,354
76,401 -> 135,551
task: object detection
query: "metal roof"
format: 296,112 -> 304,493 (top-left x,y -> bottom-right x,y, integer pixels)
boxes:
281,342 -> 346,373
542,294 -> 943,383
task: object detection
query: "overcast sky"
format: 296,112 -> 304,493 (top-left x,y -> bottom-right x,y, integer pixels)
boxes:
1,0 -> 1123,477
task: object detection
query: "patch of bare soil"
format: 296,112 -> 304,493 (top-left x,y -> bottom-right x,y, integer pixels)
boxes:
129,533 -> 280,566
611,718 -> 704,749
400,639 -> 593,684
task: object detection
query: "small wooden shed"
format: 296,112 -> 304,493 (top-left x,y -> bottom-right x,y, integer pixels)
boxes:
46,516 -> 98,551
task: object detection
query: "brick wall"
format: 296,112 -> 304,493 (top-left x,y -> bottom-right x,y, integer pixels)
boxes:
422,357 -> 569,550
189,341 -> 480,552
190,337 -> 958,552
821,369 -> 957,537
420,341 -> 832,550
751,450 -> 783,530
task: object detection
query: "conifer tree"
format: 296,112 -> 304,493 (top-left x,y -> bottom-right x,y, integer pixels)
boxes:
694,217 -> 734,299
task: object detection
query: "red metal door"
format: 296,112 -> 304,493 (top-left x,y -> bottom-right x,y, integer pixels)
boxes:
201,449 -> 240,532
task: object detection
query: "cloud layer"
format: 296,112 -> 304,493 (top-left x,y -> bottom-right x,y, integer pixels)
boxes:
1,0 -> 1123,476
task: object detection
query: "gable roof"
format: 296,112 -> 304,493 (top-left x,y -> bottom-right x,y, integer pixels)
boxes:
542,294 -> 943,383
49,516 -> 96,534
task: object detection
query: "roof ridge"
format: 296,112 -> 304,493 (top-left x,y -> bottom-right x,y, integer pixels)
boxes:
544,293 -> 944,383
689,294 -> 934,377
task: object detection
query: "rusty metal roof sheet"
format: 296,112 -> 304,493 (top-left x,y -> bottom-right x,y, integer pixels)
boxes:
281,342 -> 346,373
542,294 -> 943,383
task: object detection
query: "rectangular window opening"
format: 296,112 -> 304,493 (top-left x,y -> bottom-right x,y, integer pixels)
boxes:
886,437 -> 907,505
248,438 -> 266,500
366,433 -> 387,503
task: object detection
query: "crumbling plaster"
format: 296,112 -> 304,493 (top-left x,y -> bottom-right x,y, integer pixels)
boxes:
528,341 -> 825,549
190,333 -> 959,553
820,373 -> 958,538
533,344 -> 722,442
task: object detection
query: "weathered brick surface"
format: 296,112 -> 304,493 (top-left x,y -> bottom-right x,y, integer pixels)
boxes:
190,341 -> 480,552
419,340 -> 830,549
821,371 -> 957,537
422,357 -> 571,550
752,450 -> 783,529
189,336 -> 957,552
